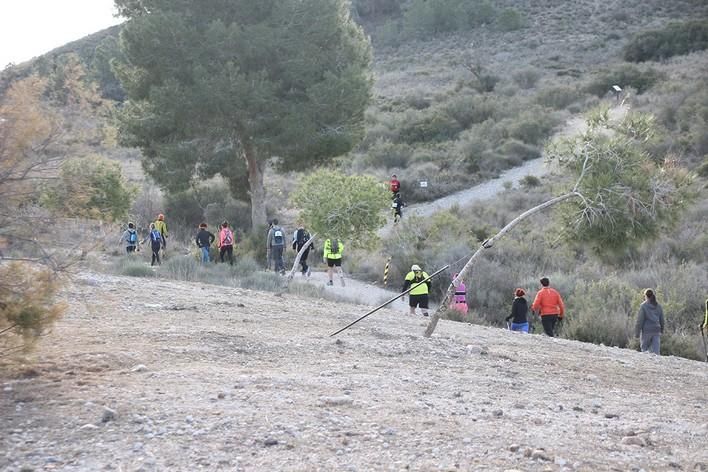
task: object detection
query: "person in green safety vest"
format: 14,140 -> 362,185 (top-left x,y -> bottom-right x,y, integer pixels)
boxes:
402,264 -> 430,317
323,238 -> 345,287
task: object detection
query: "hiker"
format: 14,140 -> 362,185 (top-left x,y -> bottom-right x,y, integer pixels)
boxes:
292,223 -> 313,277
531,277 -> 565,337
265,220 -> 273,270
141,223 -> 163,266
218,221 -> 234,265
448,273 -> 468,317
323,237 -> 345,286
154,214 -> 168,250
635,289 -> 665,355
120,222 -> 139,254
267,218 -> 286,274
506,288 -> 529,333
402,264 -> 431,317
390,174 -> 400,195
195,223 -> 215,264
392,192 -> 405,223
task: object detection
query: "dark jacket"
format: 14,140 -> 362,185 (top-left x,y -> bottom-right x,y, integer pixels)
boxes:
196,229 -> 215,248
635,301 -> 665,337
506,297 -> 528,324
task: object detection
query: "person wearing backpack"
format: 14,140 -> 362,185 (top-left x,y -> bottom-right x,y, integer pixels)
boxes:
267,218 -> 286,274
390,174 -> 400,195
402,264 -> 430,317
448,272 -> 468,318
120,222 -> 139,254
218,221 -> 235,265
196,223 -> 215,264
392,192 -> 405,223
506,288 -> 529,333
141,223 -> 163,266
154,214 -> 168,250
292,223 -> 313,277
323,237 -> 345,286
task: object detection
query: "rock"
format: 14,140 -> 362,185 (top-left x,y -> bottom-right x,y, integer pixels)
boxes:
604,412 -> 619,419
554,457 -> 567,466
79,424 -> 99,430
130,364 -> 148,373
462,437 -> 472,444
532,449 -> 552,461
217,392 -> 226,399
264,438 -> 278,447
572,406 -> 584,412
621,436 -> 645,446
524,447 -> 533,458
509,444 -> 520,452
492,409 -> 504,417
101,407 -> 117,423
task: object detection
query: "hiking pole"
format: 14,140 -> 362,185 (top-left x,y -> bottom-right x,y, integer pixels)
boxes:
330,265 -> 449,337
701,325 -> 708,363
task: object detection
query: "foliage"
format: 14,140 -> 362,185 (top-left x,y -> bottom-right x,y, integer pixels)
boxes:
549,108 -> 694,255
402,0 -> 496,38
41,156 -> 134,222
158,256 -> 200,282
496,8 -> 525,32
0,263 -> 65,355
114,0 -> 373,227
292,169 -> 389,246
112,257 -> 155,277
585,64 -> 663,97
624,20 -> 708,63
352,0 -> 401,18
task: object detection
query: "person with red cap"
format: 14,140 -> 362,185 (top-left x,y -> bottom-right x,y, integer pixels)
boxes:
506,288 -> 529,333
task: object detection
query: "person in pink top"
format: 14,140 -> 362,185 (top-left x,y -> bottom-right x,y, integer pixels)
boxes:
218,221 -> 234,265
448,273 -> 468,318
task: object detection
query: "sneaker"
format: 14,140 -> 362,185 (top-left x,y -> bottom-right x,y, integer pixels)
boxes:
306,267 -> 311,277
423,312 -> 429,317
327,280 -> 333,286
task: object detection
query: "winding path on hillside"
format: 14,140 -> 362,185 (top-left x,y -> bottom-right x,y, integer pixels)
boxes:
305,104 -> 629,310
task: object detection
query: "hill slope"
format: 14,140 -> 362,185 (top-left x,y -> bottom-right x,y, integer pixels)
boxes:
2,273 -> 706,471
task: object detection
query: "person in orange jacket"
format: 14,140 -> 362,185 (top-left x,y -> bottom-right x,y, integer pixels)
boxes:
531,277 -> 565,337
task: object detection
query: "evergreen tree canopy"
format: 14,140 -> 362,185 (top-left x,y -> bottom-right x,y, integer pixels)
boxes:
114,0 -> 373,227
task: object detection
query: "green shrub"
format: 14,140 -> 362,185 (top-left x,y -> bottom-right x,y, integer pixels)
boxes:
402,0 -> 496,38
496,8 -> 525,32
659,333 -> 704,360
520,175 -> 542,188
512,68 -> 541,90
398,108 -> 463,144
363,140 -> 412,169
585,64 -> 663,97
113,257 -> 154,277
563,277 -> 636,348
499,140 -> 541,161
443,95 -> 498,128
353,0 -> 401,18
624,20 -> 708,62
507,108 -> 559,145
536,85 -> 583,110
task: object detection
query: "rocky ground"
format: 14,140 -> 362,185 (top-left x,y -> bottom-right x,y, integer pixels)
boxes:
2,271 -> 707,471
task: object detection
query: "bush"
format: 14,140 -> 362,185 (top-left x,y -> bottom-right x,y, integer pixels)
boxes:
536,85 -> 583,110
113,257 -> 155,277
496,8 -> 525,32
443,95 -> 498,129
239,271 -> 283,292
585,64 -> 663,97
659,333 -> 704,360
520,175 -> 542,188
363,140 -> 413,169
624,20 -> 708,62
158,256 -> 200,281
563,277 -> 636,348
507,108 -> 559,145
512,68 -> 541,90
398,108 -> 463,144
402,0 -> 496,38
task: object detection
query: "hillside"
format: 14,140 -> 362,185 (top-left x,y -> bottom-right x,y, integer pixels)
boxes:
1,273 -> 707,471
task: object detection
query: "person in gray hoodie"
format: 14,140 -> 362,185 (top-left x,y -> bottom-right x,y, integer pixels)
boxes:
635,289 -> 665,355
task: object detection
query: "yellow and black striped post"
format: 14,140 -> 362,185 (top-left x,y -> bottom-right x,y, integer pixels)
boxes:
383,256 -> 392,286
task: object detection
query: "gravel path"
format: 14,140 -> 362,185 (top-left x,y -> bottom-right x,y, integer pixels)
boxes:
1,272 -> 706,471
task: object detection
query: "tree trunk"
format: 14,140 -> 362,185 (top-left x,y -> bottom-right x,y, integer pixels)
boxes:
242,143 -> 267,231
423,191 -> 580,337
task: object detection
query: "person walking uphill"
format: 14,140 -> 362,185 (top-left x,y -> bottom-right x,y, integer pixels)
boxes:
448,273 -> 468,318
506,288 -> 529,333
531,277 -> 565,337
267,219 -> 286,274
141,223 -> 163,266
196,223 -> 215,264
120,222 -> 139,254
154,214 -> 168,250
292,223 -> 313,277
323,237 -> 345,286
402,264 -> 431,317
635,289 -> 665,355
218,221 -> 234,265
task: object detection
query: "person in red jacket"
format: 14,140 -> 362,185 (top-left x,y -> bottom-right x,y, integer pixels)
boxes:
531,277 -> 565,337
390,174 -> 400,195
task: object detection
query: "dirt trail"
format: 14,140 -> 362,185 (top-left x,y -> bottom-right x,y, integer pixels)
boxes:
1,272 -> 706,471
